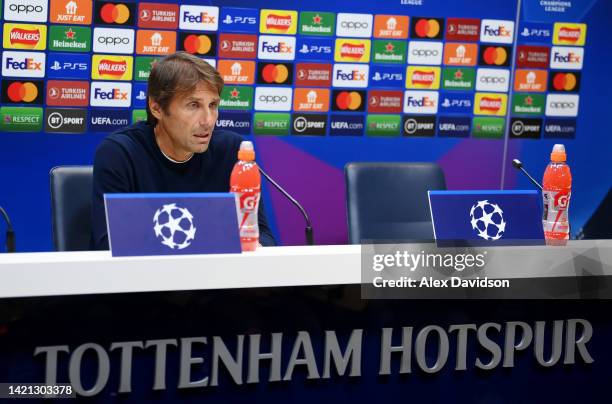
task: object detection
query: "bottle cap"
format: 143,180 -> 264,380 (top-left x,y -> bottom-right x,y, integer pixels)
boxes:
238,141 -> 255,161
550,144 -> 566,162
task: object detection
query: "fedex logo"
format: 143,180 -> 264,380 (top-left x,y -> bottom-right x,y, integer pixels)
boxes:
480,19 -> 514,44
2,51 -> 45,77
332,64 -> 369,88
550,47 -> 584,70
90,82 -> 131,107
179,6 -> 219,31
403,90 -> 439,114
258,35 -> 296,60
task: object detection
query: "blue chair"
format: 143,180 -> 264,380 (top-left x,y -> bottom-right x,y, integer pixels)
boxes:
50,166 -> 93,251
345,162 -> 446,244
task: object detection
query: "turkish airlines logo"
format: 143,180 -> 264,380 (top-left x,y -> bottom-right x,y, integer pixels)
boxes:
179,5 -> 219,31
260,9 -> 297,34
408,41 -> 443,65
254,87 -> 292,111
258,35 -> 296,60
2,51 -> 46,78
476,68 -> 510,92
516,45 -> 550,69
137,3 -> 178,29
445,18 -> 480,41
403,90 -> 439,114
4,0 -> 48,22
480,19 -> 514,44
218,34 -> 257,59
93,27 -> 134,54
332,64 -> 369,88
550,47 -> 584,70
218,60 -> 255,84
46,80 -> 89,106
90,81 -> 132,107
368,90 -> 402,113
545,94 -> 579,117
336,13 -> 373,38
295,63 -> 332,87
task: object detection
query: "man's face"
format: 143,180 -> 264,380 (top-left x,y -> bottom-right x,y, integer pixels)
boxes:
149,81 -> 220,157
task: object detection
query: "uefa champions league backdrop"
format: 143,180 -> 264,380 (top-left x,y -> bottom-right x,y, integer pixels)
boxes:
0,0 -> 610,251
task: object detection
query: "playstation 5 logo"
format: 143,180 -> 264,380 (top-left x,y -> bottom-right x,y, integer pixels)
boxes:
220,7 -> 258,33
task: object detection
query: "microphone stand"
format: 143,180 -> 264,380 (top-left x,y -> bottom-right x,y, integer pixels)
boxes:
512,159 -> 543,191
0,206 -> 15,253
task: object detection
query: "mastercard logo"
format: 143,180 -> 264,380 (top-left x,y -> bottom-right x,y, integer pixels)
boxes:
335,91 -> 363,110
6,82 -> 39,103
552,72 -> 578,91
183,34 -> 213,55
260,64 -> 290,84
100,3 -> 131,24
413,18 -> 441,38
482,46 -> 508,65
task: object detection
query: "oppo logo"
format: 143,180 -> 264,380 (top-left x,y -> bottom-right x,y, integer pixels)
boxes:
480,76 -> 506,83
97,36 -> 131,45
550,102 -> 575,109
259,95 -> 288,103
9,4 -> 43,13
341,21 -> 369,29
411,49 -> 439,57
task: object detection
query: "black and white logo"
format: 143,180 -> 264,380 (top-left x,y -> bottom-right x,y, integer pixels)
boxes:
510,117 -> 542,139
93,28 -> 135,54
402,115 -> 436,137
291,114 -> 327,135
45,108 -> 87,133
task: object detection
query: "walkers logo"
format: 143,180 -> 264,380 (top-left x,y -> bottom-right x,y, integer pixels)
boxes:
480,19 -> 514,44
218,60 -> 256,85
545,94 -> 579,117
292,113 -> 327,135
474,93 -> 507,116
134,56 -> 160,81
295,63 -> 332,87
48,25 -> 91,52
479,45 -> 511,67
220,86 -> 253,110
437,116 -> 471,137
254,87 -> 292,111
553,23 -> 586,46
550,71 -> 580,92
4,0 -> 48,22
253,113 -> 290,135
518,22 -> 552,43
332,90 -> 366,112
408,41 -> 443,65
332,64 -> 369,88
93,27 -> 135,54
509,117 -> 542,139
89,109 -> 131,132
406,66 -> 441,90
90,82 -> 132,107
544,118 -> 576,139
296,37 -> 334,61
366,114 -> 401,137
45,108 -> 87,133
47,53 -> 89,79
329,114 -> 364,136
137,3 -> 178,29
472,117 -> 505,138
1,80 -> 43,104
403,90 -> 439,114
132,83 -> 147,108
50,0 -> 91,25
550,47 -> 584,70
46,80 -> 88,106
2,51 -> 45,78
136,30 -> 176,55
293,88 -> 330,112
334,39 -> 371,63
258,35 -> 296,61
179,5 -> 219,31
367,90 -> 402,113
514,69 -> 547,92
299,11 -> 335,36
402,115 -> 436,137
91,55 -> 133,81
410,17 -> 444,39
476,68 -> 510,92
179,32 -> 216,56
442,67 -> 475,90
369,65 -> 404,88
3,24 -> 47,50
439,92 -> 472,114
443,43 -> 477,66
512,93 -> 545,115
257,62 -> 293,85
0,107 -> 43,132
218,34 -> 257,59
372,40 -> 406,64
373,15 -> 409,39
260,9 -> 297,35
516,46 -> 550,69
445,18 -> 480,42
95,1 -> 135,26
215,112 -> 252,135
336,13 -> 373,38
220,8 -> 258,33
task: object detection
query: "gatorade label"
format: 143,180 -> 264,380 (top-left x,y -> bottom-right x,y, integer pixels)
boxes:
234,191 -> 260,238
542,190 -> 571,235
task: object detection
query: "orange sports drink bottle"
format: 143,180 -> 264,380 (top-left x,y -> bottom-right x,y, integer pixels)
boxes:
542,144 -> 572,246
230,141 -> 261,251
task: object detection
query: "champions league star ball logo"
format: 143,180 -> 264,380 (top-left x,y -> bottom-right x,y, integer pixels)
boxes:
469,200 -> 506,241
153,204 -> 197,249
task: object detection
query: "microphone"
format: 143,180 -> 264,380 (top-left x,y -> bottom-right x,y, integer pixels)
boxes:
0,206 -> 15,253
258,167 -> 314,246
512,159 -> 543,191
